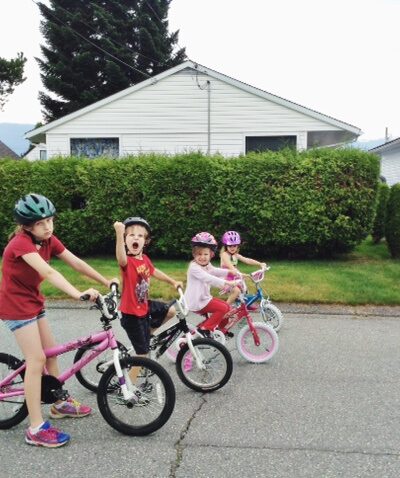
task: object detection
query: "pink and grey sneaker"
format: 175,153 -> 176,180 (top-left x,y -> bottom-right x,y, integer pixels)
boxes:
25,421 -> 70,448
49,398 -> 92,419
183,353 -> 193,372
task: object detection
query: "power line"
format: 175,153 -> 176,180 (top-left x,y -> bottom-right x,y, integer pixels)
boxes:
31,0 -> 152,79
51,0 -> 169,68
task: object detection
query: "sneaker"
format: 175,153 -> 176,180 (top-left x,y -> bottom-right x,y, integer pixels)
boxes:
183,354 -> 193,372
218,327 -> 234,338
197,328 -> 211,338
25,421 -> 70,448
49,398 -> 92,419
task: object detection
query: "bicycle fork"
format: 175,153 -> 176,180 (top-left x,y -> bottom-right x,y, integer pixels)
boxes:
186,334 -> 206,370
247,316 -> 261,347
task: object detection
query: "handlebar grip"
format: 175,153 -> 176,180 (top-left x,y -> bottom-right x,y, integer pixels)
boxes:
80,294 -> 91,301
110,282 -> 119,293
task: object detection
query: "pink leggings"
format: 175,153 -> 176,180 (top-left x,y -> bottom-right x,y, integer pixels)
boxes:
196,298 -> 230,331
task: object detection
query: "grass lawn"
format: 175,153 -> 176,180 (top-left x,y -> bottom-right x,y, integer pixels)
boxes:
5,237 -> 400,305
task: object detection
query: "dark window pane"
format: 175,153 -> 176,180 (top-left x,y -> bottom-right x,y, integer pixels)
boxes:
246,136 -> 296,153
70,138 -> 119,158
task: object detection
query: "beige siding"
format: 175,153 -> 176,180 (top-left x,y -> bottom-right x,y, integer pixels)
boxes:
46,68 -> 341,157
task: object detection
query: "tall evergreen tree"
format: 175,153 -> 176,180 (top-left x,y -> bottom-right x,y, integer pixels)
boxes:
37,0 -> 186,121
0,52 -> 27,111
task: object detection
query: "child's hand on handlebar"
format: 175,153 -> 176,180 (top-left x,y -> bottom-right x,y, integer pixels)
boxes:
80,288 -> 100,302
106,278 -> 120,288
172,280 -> 184,290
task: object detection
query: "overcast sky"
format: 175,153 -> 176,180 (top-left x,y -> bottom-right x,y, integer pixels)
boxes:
1,0 -> 399,140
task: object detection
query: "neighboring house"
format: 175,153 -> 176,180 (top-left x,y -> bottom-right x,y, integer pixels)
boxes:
23,143 -> 47,161
0,140 -> 19,159
369,137 -> 400,186
25,60 -> 361,159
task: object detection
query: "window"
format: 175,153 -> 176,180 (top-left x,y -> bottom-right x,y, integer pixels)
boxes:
245,136 -> 296,153
70,138 -> 119,158
39,149 -> 47,160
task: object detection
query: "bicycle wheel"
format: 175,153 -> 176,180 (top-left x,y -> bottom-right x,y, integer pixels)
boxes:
176,338 -> 233,393
73,341 -> 128,392
236,322 -> 279,363
260,300 -> 284,332
0,353 -> 28,429
97,356 -> 175,436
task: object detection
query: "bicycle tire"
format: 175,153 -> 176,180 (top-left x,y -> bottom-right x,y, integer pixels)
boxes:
0,353 -> 28,429
97,356 -> 175,436
175,338 -> 233,393
260,300 -> 284,332
73,341 -> 128,392
236,322 -> 279,363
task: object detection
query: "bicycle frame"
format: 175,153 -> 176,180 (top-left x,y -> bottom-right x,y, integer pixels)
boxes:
151,288 -> 207,370
0,289 -> 138,404
222,302 -> 261,347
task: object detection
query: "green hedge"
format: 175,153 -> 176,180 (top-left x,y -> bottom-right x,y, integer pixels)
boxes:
0,149 -> 379,258
386,183 -> 400,258
372,182 -> 390,243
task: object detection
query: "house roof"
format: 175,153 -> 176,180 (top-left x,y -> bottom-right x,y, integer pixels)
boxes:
0,140 -> 19,159
369,137 -> 400,154
25,60 -> 362,139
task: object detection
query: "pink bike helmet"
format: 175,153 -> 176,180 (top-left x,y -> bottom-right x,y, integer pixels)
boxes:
221,231 -> 241,246
191,232 -> 218,252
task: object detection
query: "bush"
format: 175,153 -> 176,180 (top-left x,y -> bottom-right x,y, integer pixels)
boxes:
386,183 -> 400,258
372,182 -> 390,243
0,149 -> 379,258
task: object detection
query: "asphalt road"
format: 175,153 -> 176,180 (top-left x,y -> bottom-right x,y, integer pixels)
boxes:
1,305 -> 400,478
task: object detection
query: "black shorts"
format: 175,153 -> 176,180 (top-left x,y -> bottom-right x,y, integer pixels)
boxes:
120,300 -> 170,354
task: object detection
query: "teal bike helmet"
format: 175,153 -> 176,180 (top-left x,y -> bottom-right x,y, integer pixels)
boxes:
14,193 -> 56,225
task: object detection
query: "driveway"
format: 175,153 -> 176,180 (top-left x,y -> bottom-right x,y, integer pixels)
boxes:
1,304 -> 400,478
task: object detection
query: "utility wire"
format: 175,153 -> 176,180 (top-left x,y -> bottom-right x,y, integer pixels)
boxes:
31,0 -> 152,79
51,0 -> 168,68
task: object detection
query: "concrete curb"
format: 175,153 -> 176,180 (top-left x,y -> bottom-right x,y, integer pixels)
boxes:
45,299 -> 400,317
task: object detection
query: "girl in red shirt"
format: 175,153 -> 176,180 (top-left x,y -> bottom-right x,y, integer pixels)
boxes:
0,194 -> 116,448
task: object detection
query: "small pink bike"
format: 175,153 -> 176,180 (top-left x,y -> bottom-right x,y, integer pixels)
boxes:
167,278 -> 279,364
0,284 -> 176,436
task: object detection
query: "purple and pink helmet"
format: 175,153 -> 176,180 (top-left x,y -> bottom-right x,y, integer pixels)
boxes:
221,230 -> 241,246
191,232 -> 218,252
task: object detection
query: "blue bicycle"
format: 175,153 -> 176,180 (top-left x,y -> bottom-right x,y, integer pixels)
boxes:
241,267 -> 283,332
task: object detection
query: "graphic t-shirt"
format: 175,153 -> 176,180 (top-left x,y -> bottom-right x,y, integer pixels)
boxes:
0,232 -> 65,319
119,254 -> 155,317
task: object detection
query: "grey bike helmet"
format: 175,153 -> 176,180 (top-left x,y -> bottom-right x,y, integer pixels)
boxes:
123,216 -> 151,235
14,193 -> 56,225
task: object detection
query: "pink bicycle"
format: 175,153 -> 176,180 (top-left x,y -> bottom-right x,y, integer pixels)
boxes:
0,284 -> 175,436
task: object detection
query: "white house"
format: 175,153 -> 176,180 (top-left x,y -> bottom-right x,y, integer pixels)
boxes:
369,137 -> 400,186
23,143 -> 47,161
25,61 -> 361,158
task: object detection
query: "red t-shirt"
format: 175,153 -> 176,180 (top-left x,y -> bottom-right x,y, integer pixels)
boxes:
0,231 -> 65,319
119,254 -> 155,317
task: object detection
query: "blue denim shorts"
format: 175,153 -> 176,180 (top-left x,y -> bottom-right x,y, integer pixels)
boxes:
2,310 -> 46,332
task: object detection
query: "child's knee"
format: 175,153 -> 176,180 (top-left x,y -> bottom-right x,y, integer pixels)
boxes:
167,305 -> 176,319
26,352 -> 46,370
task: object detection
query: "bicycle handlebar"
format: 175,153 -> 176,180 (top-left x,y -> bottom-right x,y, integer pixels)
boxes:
80,283 -> 120,320
249,266 -> 270,284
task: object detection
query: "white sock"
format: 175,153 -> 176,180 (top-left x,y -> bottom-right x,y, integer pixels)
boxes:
55,401 -> 67,410
29,422 -> 45,434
